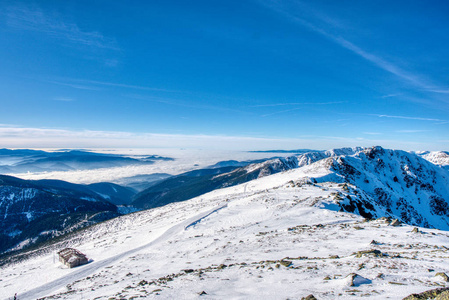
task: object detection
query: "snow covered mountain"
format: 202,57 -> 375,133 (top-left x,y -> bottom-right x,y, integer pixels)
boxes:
132,147 -> 363,209
2,146 -> 449,299
418,151 -> 449,171
1,146 -> 449,299
0,175 -> 127,254
318,146 -> 449,229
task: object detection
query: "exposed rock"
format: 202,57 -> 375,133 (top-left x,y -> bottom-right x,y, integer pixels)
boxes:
301,295 -> 318,300
435,272 -> 449,282
378,217 -> 392,224
354,249 -> 383,258
390,219 -> 401,226
279,260 -> 292,267
402,287 -> 449,300
345,273 -> 372,286
412,227 -> 420,233
436,291 -> 449,300
182,269 -> 194,273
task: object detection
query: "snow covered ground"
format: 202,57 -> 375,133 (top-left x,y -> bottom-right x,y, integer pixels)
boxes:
2,162 -> 449,300
418,151 -> 449,171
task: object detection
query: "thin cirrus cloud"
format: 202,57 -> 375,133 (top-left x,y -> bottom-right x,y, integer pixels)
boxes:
0,124 -> 20,128
5,5 -> 118,51
374,114 -> 448,123
0,125 -> 433,151
396,130 -> 430,133
46,78 -> 178,93
257,101 -> 347,117
0,126 -> 304,150
258,1 -> 449,96
71,79 -> 176,92
126,94 -> 249,115
381,93 -> 402,99
45,77 -> 248,114
53,97 -> 74,102
252,101 -> 347,108
428,89 -> 449,94
45,80 -> 101,91
261,107 -> 302,117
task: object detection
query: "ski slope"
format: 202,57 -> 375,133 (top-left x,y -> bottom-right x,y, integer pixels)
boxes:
16,204 -> 228,300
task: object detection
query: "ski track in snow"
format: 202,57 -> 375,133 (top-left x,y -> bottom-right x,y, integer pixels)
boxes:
17,204 -> 227,300
184,204 -> 227,230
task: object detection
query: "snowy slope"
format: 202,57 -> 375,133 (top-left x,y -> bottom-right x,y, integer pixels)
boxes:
419,151 -> 449,171
132,147 -> 363,209
240,146 -> 363,176
320,147 -> 449,230
1,148 -> 449,299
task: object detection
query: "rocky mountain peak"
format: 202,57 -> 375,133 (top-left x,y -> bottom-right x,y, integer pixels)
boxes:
317,147 -> 449,230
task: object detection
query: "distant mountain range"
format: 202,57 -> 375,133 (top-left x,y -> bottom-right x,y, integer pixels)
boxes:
1,146 -> 449,256
0,149 -> 173,173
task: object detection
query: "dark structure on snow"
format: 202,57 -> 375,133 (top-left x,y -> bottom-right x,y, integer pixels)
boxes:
58,248 -> 88,268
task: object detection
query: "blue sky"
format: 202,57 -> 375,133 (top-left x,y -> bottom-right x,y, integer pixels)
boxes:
0,0 -> 448,150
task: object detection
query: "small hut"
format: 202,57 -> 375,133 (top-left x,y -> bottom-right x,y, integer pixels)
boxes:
58,248 -> 88,268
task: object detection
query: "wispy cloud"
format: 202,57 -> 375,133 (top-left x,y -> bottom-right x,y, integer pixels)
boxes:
261,108 -> 301,117
0,126 -> 305,150
427,89 -> 449,94
1,125 -> 443,151
72,79 -> 175,92
330,37 -> 431,90
46,78 -> 176,93
396,130 -> 430,133
45,80 -> 101,91
374,114 -> 448,123
256,101 -> 346,117
381,93 -> 402,99
45,78 -> 249,114
258,0 -> 449,95
53,97 -> 74,102
0,124 -> 20,128
252,101 -> 346,108
6,5 -> 119,51
126,94 -> 248,114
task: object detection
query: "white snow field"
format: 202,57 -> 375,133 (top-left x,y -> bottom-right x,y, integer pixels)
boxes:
2,160 -> 449,299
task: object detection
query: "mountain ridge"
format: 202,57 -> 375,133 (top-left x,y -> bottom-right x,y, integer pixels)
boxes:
306,146 -> 449,229
2,146 -> 449,299
131,147 -> 365,209
0,175 -> 136,254
0,148 -> 173,174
